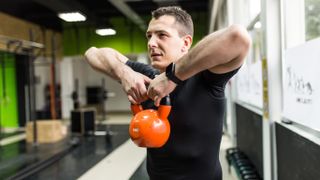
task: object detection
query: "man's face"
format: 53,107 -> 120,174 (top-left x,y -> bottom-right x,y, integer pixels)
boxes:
146,15 -> 189,71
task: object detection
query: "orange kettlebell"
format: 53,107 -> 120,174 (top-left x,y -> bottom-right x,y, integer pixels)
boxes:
129,96 -> 171,148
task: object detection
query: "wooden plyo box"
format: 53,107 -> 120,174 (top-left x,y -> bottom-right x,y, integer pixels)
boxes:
26,120 -> 66,143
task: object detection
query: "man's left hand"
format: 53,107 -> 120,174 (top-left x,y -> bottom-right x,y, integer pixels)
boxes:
147,73 -> 177,106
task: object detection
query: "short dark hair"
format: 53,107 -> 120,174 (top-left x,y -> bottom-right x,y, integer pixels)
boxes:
151,6 -> 194,37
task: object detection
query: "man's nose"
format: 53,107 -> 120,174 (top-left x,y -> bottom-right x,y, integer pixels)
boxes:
148,36 -> 157,49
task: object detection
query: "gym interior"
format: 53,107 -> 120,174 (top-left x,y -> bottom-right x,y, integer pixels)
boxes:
0,0 -> 319,180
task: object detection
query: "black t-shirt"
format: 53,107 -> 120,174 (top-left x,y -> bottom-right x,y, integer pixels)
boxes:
126,60 -> 239,180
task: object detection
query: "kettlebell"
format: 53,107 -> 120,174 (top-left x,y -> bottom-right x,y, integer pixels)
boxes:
129,96 -> 171,148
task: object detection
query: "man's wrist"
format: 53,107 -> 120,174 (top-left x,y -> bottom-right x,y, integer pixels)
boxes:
165,62 -> 183,84
115,63 -> 130,81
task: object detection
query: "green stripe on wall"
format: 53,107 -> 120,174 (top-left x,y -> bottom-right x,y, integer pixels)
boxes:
0,52 -> 18,128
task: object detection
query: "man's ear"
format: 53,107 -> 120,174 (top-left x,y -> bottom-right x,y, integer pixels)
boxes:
181,35 -> 193,52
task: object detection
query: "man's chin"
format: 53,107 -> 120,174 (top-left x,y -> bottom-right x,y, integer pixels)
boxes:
151,63 -> 161,69
151,63 -> 165,71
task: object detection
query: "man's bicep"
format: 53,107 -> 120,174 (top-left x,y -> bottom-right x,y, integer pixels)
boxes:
208,55 -> 244,74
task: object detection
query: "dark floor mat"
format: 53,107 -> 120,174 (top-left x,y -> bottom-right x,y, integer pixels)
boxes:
130,159 -> 149,180
0,125 -> 129,180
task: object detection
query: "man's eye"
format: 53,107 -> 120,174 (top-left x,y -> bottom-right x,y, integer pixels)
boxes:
146,35 -> 151,39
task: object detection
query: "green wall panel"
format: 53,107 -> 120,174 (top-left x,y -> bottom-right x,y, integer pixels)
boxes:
63,13 -> 208,56
0,52 -> 18,128
63,17 -> 148,56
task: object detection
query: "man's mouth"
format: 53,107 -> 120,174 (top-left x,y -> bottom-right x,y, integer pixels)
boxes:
151,53 -> 162,57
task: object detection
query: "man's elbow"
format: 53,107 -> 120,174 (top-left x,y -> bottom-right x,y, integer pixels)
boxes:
85,47 -> 115,59
85,46 -> 98,59
229,24 -> 251,52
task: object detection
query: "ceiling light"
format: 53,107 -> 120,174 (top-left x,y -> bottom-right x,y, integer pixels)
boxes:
254,21 -> 261,29
95,28 -> 116,36
58,12 -> 86,22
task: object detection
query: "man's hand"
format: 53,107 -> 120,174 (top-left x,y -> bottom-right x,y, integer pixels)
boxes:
147,73 -> 177,106
120,69 -> 151,104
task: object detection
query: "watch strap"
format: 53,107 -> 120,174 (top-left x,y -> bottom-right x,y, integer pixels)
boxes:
165,62 -> 183,84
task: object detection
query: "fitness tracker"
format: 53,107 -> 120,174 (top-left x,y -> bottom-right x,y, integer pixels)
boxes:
165,62 -> 183,84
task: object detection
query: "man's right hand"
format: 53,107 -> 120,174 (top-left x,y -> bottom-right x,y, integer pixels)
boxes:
85,47 -> 151,104
120,68 -> 151,104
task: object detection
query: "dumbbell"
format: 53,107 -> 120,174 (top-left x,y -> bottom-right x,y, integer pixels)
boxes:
239,166 -> 253,171
242,174 -> 259,180
226,147 -> 240,155
226,148 -> 240,161
231,152 -> 247,159
240,169 -> 256,176
234,159 -> 252,167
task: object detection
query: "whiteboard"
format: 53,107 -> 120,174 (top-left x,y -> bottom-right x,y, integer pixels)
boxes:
283,38 -> 320,131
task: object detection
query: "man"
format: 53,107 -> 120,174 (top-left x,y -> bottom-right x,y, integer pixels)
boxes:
85,6 -> 250,180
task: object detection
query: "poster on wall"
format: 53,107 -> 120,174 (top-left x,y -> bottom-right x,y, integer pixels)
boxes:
235,29 -> 263,109
248,61 -> 263,108
283,38 -> 320,131
236,61 -> 263,109
236,63 -> 250,103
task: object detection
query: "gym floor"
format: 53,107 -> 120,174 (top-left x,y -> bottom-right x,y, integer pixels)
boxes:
0,113 -> 237,180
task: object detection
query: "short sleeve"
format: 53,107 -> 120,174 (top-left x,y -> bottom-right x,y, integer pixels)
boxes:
201,68 -> 240,87
200,68 -> 240,98
126,60 -> 160,79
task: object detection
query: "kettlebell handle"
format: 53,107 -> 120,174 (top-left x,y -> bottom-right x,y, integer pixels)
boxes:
159,96 -> 171,106
130,96 -> 171,115
131,104 -> 143,115
158,96 -> 171,120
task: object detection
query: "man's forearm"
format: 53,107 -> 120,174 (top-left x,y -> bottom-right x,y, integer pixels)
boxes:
84,47 -> 131,81
174,25 -> 250,80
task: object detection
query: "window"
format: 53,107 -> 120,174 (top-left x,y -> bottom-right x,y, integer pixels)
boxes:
305,0 -> 320,40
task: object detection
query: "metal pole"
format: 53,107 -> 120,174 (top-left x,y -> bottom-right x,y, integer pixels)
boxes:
50,33 -> 57,119
29,29 -> 37,145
